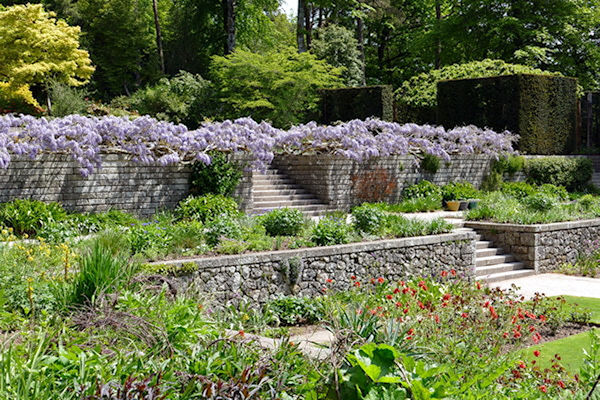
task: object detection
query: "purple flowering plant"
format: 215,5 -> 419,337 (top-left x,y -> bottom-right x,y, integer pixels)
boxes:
0,114 -> 518,176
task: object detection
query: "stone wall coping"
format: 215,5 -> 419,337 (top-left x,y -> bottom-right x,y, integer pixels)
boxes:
464,218 -> 600,233
149,231 -> 475,269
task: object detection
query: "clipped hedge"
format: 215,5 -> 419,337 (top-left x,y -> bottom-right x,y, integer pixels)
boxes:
437,74 -> 577,155
320,85 -> 393,124
525,157 -> 593,191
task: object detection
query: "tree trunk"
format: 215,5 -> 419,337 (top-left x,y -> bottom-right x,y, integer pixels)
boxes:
356,14 -> 366,86
435,0 -> 441,69
297,0 -> 307,52
152,0 -> 165,73
223,0 -> 236,55
304,2 -> 312,49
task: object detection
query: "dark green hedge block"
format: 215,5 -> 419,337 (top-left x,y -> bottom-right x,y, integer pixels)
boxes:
437,74 -> 578,155
320,85 -> 394,124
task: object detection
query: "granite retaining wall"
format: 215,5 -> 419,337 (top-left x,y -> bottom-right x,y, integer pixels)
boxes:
0,154 -> 253,217
464,219 -> 600,273
149,231 -> 476,304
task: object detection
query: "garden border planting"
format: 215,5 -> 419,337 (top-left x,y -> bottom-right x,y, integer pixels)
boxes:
465,218 -> 600,273
148,231 -> 476,304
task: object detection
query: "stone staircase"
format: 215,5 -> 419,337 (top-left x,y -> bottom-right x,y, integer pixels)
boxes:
456,226 -> 535,283
252,167 -> 334,217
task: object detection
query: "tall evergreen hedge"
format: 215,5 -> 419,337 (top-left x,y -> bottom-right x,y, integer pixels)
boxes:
320,85 -> 394,124
437,74 -> 577,154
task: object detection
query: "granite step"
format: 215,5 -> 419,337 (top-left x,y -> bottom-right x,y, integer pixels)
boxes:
479,269 -> 536,284
476,254 -> 515,267
476,261 -> 526,276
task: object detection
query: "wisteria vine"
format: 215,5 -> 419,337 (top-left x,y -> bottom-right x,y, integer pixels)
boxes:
0,114 -> 518,176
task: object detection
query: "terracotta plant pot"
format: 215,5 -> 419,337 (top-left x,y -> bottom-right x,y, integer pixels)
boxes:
446,200 -> 460,211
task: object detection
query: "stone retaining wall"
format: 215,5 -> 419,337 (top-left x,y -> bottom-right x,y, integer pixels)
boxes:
150,231 -> 476,304
464,219 -> 600,272
0,154 -> 253,217
274,154 -> 495,210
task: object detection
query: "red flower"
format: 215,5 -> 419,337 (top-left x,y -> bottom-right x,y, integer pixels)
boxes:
442,293 -> 451,301
407,328 -> 414,335
239,330 -> 245,337
489,306 -> 498,320
418,301 -> 425,309
326,279 -> 333,283
418,280 -> 428,291
351,275 -> 357,280
512,369 -> 521,378
529,325 -> 536,333
461,312 -> 468,318
518,361 -> 526,369
403,308 -> 409,314
441,270 -> 448,277
476,282 -> 482,290
533,350 -> 541,357
503,332 -> 509,338
354,281 -> 361,287
532,332 -> 542,344
557,380 -> 566,389
386,294 -> 393,300
450,269 -> 457,276
322,287 -> 327,293
377,277 -> 385,284
513,331 -> 522,339
433,314 -> 440,323
395,302 -> 402,308
393,288 -> 400,294
539,314 -> 547,322
539,385 -> 547,393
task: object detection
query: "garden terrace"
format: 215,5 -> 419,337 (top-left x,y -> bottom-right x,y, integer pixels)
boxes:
465,218 -> 600,273
145,230 -> 476,304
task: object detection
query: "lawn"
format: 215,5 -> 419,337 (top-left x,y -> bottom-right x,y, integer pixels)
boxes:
522,329 -> 598,373
561,296 -> 600,324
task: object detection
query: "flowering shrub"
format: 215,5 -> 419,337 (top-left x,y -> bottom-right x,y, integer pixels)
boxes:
0,115 -> 517,176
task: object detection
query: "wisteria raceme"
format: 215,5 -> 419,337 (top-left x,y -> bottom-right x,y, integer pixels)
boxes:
0,115 -> 518,176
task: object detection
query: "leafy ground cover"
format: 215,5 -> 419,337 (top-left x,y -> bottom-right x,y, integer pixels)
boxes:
0,198 -> 454,262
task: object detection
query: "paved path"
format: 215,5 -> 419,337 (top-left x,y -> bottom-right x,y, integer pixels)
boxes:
491,273 -> 600,299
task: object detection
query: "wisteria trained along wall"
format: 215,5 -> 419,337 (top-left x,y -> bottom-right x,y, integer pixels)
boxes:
0,114 -> 518,175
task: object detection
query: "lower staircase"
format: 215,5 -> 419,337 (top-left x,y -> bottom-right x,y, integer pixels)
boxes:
456,226 -> 535,283
252,166 -> 334,217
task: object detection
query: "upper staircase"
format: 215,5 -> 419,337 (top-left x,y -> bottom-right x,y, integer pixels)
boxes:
252,166 -> 334,217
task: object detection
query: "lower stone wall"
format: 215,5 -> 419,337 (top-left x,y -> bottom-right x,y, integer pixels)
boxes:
274,154 -> 495,210
464,219 -> 600,272
0,154 -> 254,217
150,232 -> 476,304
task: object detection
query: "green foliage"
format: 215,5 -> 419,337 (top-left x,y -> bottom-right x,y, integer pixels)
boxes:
493,155 -> 525,176
523,193 -> 556,212
525,157 -> 593,191
260,208 -> 304,237
190,152 -> 242,196
266,296 -> 324,326
62,241 -> 133,307
47,80 -> 88,117
0,4 -> 94,96
320,85 -> 393,124
538,184 -> 569,201
176,195 -> 239,223
210,47 -> 343,128
438,74 -> 577,154
395,60 -> 555,123
578,194 -> 597,211
466,191 -> 600,224
311,24 -> 364,86
0,200 -> 66,236
117,71 -> 212,127
383,215 -> 452,238
75,0 -> 157,98
500,182 -> 536,199
402,180 -> 442,200
441,182 -> 479,201
128,222 -> 173,254
311,216 -> 351,246
204,216 -> 242,247
420,153 -> 440,174
352,204 -> 386,234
